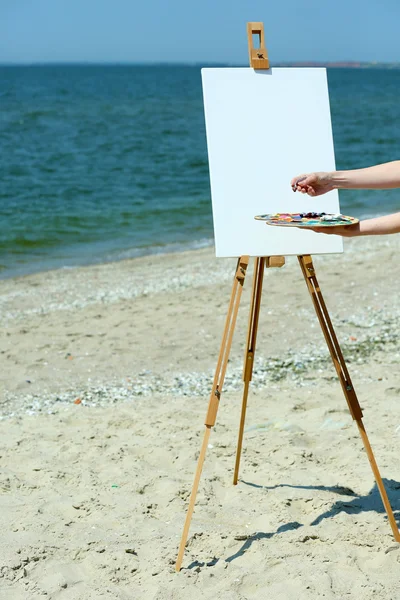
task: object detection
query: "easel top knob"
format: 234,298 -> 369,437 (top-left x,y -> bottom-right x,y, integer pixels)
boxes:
247,22 -> 270,69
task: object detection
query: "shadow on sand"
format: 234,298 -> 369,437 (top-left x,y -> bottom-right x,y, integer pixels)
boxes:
241,478 -> 400,527
186,478 -> 400,568
187,521 -> 303,569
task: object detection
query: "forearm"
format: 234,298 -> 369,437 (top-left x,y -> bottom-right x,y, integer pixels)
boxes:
331,161 -> 400,190
356,212 -> 400,236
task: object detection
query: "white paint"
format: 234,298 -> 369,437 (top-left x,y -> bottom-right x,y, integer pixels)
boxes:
201,68 -> 343,257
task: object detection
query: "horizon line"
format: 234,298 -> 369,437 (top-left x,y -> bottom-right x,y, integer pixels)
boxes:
1,60 -> 400,68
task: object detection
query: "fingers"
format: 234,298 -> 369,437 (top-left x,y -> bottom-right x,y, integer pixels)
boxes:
290,174 -> 304,187
291,175 -> 308,192
296,184 -> 325,197
312,227 -> 333,234
296,183 -> 309,193
296,185 -> 315,196
291,174 -> 316,194
296,225 -> 356,237
295,226 -> 334,235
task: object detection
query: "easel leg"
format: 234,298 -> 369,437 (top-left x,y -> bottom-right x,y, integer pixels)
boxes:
298,255 -> 400,542
233,257 -> 265,485
175,256 -> 249,571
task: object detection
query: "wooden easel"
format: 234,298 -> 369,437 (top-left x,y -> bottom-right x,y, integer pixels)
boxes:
175,22 -> 400,571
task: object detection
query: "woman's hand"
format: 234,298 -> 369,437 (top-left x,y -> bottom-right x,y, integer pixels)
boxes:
303,213 -> 400,237
291,172 -> 335,196
292,162 -> 400,194
301,223 -> 361,237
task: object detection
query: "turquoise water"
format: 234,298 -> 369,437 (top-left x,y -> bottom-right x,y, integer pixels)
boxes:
1,66 -> 400,278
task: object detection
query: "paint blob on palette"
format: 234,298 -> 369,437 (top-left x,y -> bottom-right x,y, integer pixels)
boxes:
254,212 -> 359,228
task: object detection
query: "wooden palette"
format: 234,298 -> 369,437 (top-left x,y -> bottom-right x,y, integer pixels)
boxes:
254,212 -> 359,227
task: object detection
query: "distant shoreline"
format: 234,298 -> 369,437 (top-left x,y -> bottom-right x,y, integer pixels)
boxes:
1,62 -> 400,69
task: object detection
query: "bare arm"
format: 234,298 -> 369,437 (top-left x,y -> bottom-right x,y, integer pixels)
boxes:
291,161 -> 400,196
332,161 -> 400,190
290,162 -> 400,237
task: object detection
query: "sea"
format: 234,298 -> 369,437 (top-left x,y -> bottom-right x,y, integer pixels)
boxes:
1,65 -> 400,279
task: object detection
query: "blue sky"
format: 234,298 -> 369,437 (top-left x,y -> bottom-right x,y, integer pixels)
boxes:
1,0 -> 400,64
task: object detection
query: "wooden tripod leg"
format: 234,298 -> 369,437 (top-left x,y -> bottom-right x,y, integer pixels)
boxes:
298,255 -> 400,542
175,256 -> 249,571
233,257 -> 265,485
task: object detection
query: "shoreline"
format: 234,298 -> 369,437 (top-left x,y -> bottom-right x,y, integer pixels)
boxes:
2,233 -> 400,413
1,226 -> 398,285
0,236 -> 215,282
0,209 -> 396,282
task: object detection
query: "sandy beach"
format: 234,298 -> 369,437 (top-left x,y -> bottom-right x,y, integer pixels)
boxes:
1,235 -> 400,599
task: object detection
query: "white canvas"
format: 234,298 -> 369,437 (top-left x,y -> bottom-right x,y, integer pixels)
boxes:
201,68 -> 343,257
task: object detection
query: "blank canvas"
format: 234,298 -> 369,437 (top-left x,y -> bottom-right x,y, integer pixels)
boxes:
201,68 -> 343,257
